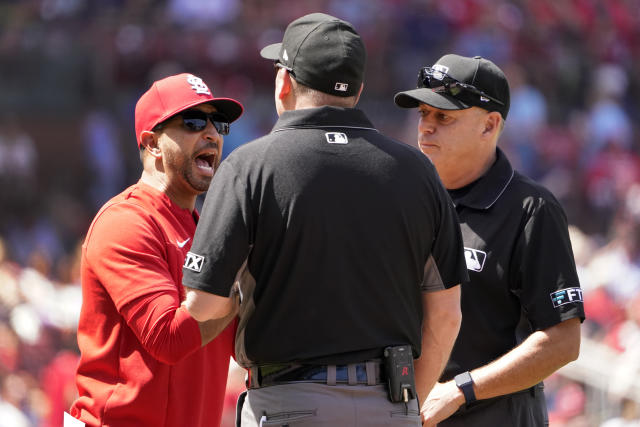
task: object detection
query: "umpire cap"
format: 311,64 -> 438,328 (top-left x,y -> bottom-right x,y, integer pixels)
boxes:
395,54 -> 510,119
260,13 -> 366,97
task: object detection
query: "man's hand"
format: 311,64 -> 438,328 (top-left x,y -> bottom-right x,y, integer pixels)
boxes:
421,381 -> 464,426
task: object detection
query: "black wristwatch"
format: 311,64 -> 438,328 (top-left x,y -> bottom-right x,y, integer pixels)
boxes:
454,371 -> 476,405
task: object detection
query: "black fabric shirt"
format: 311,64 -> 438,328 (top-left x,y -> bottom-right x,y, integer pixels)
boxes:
441,148 -> 585,381
183,106 -> 468,367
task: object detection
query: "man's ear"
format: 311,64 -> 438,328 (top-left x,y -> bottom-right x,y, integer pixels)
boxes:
140,131 -> 162,158
352,83 -> 364,106
276,68 -> 293,100
482,112 -> 502,137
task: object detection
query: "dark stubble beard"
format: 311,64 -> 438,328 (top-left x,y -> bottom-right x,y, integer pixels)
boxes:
166,148 -> 213,193
183,160 -> 212,193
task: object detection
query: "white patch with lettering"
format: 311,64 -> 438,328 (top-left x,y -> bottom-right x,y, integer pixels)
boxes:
184,251 -> 205,272
550,287 -> 583,308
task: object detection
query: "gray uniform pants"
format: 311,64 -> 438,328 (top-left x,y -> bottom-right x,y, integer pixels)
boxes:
238,383 -> 421,426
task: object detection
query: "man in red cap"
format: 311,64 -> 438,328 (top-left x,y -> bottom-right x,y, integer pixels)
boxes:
70,73 -> 243,427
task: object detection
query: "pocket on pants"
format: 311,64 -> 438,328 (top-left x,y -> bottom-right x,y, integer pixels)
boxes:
260,410 -> 317,426
389,408 -> 421,420
390,401 -> 421,426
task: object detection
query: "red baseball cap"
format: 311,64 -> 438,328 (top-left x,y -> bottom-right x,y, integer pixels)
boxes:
134,73 -> 244,147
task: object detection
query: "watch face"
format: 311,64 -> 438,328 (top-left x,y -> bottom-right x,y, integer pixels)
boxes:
455,371 -> 472,386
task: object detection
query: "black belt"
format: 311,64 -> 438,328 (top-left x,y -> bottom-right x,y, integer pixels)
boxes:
248,362 -> 385,389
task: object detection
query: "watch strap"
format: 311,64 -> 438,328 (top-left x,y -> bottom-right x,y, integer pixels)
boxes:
454,371 -> 476,405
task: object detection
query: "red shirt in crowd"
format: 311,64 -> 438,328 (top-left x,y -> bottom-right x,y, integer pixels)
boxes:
70,182 -> 234,427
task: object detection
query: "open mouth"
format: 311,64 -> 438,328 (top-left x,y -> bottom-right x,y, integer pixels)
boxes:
194,152 -> 217,176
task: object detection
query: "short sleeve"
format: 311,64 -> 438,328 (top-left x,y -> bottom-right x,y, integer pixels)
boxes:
422,178 -> 469,292
182,159 -> 252,296
513,198 -> 585,330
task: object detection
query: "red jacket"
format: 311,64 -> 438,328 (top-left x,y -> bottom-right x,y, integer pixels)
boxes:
71,182 -> 234,427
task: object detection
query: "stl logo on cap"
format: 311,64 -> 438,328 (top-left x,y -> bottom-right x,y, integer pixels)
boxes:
186,74 -> 211,95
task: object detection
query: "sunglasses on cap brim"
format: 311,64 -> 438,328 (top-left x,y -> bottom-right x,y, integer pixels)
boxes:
417,67 -> 505,107
156,110 -> 230,135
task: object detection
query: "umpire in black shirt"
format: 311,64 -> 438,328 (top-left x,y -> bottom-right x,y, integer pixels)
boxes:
182,14 -> 469,427
395,55 -> 585,426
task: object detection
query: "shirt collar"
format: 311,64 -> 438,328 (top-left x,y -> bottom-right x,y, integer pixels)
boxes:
448,147 -> 515,210
134,180 -> 199,221
271,106 -> 376,133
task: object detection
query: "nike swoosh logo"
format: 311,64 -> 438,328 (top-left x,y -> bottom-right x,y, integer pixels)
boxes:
176,238 -> 191,248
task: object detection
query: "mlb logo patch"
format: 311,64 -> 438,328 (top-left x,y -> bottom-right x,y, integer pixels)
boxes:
184,252 -> 204,272
325,132 -> 348,144
334,82 -> 349,92
464,247 -> 486,272
550,287 -> 583,308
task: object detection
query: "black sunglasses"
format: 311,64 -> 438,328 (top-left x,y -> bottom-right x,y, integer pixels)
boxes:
417,67 -> 505,106
156,110 -> 230,135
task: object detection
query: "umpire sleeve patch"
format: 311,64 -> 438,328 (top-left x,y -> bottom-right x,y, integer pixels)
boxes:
550,287 -> 583,308
184,252 -> 204,272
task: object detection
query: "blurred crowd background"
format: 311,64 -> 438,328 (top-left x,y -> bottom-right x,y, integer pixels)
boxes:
1,0 -> 640,426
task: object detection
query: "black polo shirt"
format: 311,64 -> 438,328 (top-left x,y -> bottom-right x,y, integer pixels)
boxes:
183,106 -> 468,367
441,148 -> 585,381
